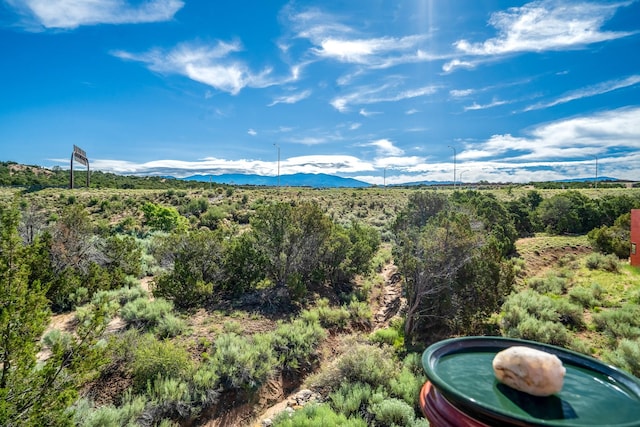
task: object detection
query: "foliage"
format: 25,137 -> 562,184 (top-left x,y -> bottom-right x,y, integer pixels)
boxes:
313,343 -> 396,390
592,305 -> 640,342
141,202 -> 188,232
131,334 -> 193,392
152,229 -> 224,308
588,213 -> 631,258
120,297 -> 185,338
208,333 -> 277,391
584,252 -> 620,272
394,192 -> 515,342
270,318 -> 327,373
371,398 -> 418,426
527,274 -> 567,295
568,284 -> 604,308
500,289 -> 584,346
0,201 -> 116,426
250,201 -> 333,289
272,403 -> 367,427
73,394 -> 148,427
602,339 -> 640,377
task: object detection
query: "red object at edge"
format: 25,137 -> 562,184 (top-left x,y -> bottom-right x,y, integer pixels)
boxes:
419,381 -> 490,427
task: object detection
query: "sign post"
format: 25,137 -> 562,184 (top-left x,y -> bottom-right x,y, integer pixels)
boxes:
70,145 -> 90,189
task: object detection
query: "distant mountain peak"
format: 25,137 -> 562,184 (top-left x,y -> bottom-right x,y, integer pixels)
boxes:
181,173 -> 371,188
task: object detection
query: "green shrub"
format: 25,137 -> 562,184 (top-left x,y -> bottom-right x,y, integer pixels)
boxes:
603,339 -> 640,377
500,290 -> 582,346
593,306 -> 640,341
313,344 -> 397,391
155,313 -> 187,339
371,398 -> 416,426
330,382 -> 374,418
316,298 -> 350,330
223,320 -> 243,334
528,275 -> 567,295
568,284 -> 604,308
513,317 -> 571,346
132,335 -> 193,392
585,253 -> 620,272
271,318 -> 326,372
370,328 -> 400,347
209,333 -> 277,391
272,403 -> 367,427
389,366 -> 425,408
120,297 -> 174,331
347,300 -> 372,329
73,395 -> 148,427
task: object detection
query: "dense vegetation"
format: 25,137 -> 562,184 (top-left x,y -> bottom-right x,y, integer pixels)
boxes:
2,167 -> 640,426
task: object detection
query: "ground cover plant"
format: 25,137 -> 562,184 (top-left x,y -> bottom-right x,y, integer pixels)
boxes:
2,170 -> 640,425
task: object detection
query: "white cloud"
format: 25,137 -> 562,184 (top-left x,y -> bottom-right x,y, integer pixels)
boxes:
458,106 -> 640,162
405,109 -> 419,115
268,89 -> 312,106
282,155 -> 375,174
524,74 -> 640,111
359,109 -> 381,117
449,89 -> 474,98
349,122 -> 362,130
113,41 -> 297,95
464,99 -> 509,111
442,59 -> 476,73
363,139 -> 404,157
90,154 -> 375,177
454,0 -> 635,56
330,81 -> 438,112
286,6 -> 443,69
11,0 -> 184,29
248,129 -> 257,136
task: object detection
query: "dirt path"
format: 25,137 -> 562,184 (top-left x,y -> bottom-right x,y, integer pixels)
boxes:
373,262 -> 403,329
249,260 -> 403,426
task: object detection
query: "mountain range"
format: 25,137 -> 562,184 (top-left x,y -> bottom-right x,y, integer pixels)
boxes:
180,173 -> 621,188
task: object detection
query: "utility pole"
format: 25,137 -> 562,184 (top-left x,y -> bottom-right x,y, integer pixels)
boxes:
448,145 -> 456,189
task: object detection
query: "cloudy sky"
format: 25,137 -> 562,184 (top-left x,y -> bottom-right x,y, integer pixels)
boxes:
1,0 -> 639,185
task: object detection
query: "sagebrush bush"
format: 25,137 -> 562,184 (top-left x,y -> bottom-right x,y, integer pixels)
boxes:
593,305 -> 640,341
155,313 -> 187,339
329,382 -> 374,419
210,333 -> 277,391
528,275 -> 567,295
389,366 -> 425,408
121,297 -> 174,330
312,343 -> 397,391
315,298 -> 350,330
270,318 -> 326,372
272,403 -> 367,427
500,290 -> 582,346
585,253 -> 620,272
347,300 -> 372,329
369,327 -> 400,347
603,339 -> 640,377
513,317 -> 571,346
132,335 -> 193,392
371,398 -> 417,427
568,285 -> 603,308
73,394 -> 148,427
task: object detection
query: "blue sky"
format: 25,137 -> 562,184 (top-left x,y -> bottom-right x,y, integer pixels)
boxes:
1,0 -> 639,185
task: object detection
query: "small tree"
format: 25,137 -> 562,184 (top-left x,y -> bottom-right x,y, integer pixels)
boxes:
251,202 -> 332,288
